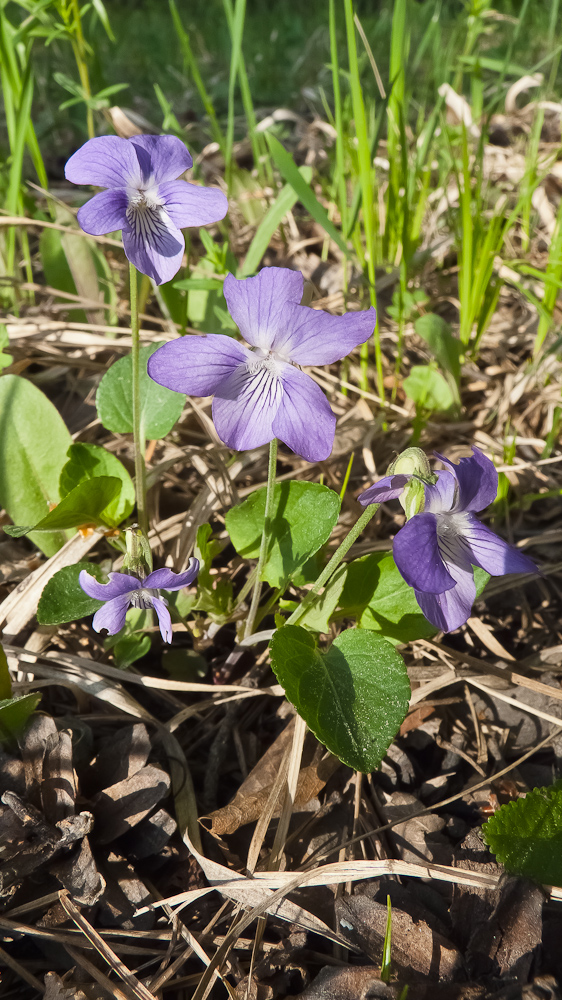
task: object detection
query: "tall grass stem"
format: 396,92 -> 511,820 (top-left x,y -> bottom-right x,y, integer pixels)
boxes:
343,0 -> 383,398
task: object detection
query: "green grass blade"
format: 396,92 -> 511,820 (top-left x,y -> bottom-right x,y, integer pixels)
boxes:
343,0 -> 382,397
241,167 -> 313,277
535,194 -> 562,355
329,0 -> 348,242
6,61 -> 34,277
458,124 -> 474,347
222,0 -> 264,180
169,0 -> 224,151
381,896 -> 392,983
222,0 -> 247,180
264,133 -> 349,257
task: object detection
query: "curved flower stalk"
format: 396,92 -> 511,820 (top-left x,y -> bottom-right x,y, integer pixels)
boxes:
147,267 -> 376,461
65,135 -> 228,284
358,447 -> 536,633
79,561 -> 199,643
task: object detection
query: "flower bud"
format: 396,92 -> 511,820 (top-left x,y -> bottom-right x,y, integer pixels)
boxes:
123,524 -> 153,579
388,447 -> 432,479
388,448 -> 437,520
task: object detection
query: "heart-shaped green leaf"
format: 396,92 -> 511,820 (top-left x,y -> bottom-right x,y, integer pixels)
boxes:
225,481 -> 340,588
96,341 -> 185,440
37,562 -> 107,626
414,313 -> 462,384
336,554 -> 490,644
403,365 -> 454,413
269,626 -> 411,772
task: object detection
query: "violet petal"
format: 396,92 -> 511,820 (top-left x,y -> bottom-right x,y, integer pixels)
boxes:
130,134 -> 193,183
223,268 -> 304,351
393,514 -> 456,594
145,559 -> 200,591
158,180 -> 228,228
272,365 -> 336,461
415,559 -> 476,633
91,594 -> 132,635
79,570 -> 139,601
122,220 -> 185,285
274,303 -> 376,365
435,447 -> 498,513
423,470 -> 456,514
147,334 -> 252,395
151,596 -> 173,643
357,474 -> 411,506
212,361 -> 284,451
462,516 -> 537,576
65,136 -> 141,189
76,189 -> 128,236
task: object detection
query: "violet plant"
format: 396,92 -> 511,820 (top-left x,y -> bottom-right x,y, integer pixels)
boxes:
18,131 -> 538,773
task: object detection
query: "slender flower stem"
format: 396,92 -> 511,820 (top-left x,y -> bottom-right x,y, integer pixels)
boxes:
286,502 -> 380,627
130,263 -> 148,535
244,438 -> 278,639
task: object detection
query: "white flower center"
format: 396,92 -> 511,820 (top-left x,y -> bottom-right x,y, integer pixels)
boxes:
129,587 -> 159,610
436,512 -> 471,540
246,348 -> 285,377
435,512 -> 473,567
126,183 -> 168,238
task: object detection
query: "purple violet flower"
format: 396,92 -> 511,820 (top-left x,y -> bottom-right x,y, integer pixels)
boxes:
79,561 -> 199,643
147,267 -> 376,461
65,135 -> 228,285
358,447 -> 536,633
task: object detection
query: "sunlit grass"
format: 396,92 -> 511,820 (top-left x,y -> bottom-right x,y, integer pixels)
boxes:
2,0 -> 562,391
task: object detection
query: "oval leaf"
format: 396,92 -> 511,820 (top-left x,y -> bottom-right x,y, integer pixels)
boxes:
4,477 -> 122,536
269,626 -> 411,772
96,341 -> 185,440
37,562 -> 106,626
0,375 -> 73,556
225,481 -> 340,588
60,442 -> 134,524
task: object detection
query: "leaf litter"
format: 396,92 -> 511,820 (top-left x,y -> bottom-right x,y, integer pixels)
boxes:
1,88 -> 562,1000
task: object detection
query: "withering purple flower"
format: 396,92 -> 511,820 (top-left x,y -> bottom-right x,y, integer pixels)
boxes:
79,561 -> 199,643
147,267 -> 376,461
65,135 -> 228,285
358,447 -> 536,633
